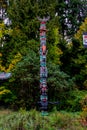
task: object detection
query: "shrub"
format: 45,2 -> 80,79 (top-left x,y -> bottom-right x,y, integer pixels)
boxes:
65,90 -> 87,112
80,95 -> 87,122
0,86 -> 16,105
0,109 -> 85,130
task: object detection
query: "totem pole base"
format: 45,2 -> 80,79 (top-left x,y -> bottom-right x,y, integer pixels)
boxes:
41,111 -> 48,116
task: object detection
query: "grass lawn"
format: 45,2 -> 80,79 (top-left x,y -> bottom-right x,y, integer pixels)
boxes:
0,109 -> 87,130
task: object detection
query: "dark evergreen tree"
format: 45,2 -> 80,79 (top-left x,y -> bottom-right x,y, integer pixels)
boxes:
55,0 -> 87,38
58,38 -> 87,89
0,0 -> 8,21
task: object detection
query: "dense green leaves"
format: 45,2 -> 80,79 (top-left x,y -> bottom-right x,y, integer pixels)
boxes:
55,0 -> 87,37
0,0 -> 87,111
47,62 -> 75,110
9,49 -> 39,109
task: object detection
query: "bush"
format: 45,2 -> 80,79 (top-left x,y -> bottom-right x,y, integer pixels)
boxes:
9,49 -> 39,110
0,86 -> 16,105
65,90 -> 87,112
0,109 -> 85,130
47,63 -> 75,111
80,95 -> 87,122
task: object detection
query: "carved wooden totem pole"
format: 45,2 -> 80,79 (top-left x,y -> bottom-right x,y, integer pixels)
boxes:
38,16 -> 50,116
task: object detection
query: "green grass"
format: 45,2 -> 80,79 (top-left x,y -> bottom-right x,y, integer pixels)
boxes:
0,109 -> 86,130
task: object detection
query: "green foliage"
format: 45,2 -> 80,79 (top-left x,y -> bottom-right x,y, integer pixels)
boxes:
55,0 -> 87,37
0,110 -> 85,130
48,63 -> 74,91
72,18 -> 87,88
0,0 -> 87,111
66,90 -> 87,112
59,37 -> 87,89
0,22 -> 12,51
7,49 -> 76,110
9,49 -> 39,109
75,17 -> 87,46
8,0 -> 39,39
47,18 -> 63,64
0,0 -> 8,22
0,86 -> 16,104
47,63 -> 75,110
80,95 -> 87,123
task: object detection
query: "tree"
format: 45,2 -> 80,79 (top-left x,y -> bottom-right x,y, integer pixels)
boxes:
47,25 -> 63,64
8,49 -> 75,110
8,0 -> 39,40
74,17 -> 87,89
0,0 -> 8,21
0,22 -> 12,47
55,0 -> 87,38
7,0 -> 62,64
59,17 -> 87,89
9,49 -> 39,109
75,17 -> 87,42
47,62 -> 75,110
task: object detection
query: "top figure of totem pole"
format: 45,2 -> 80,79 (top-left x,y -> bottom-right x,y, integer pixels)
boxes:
37,16 -> 50,22
38,16 -> 50,116
38,16 -> 50,31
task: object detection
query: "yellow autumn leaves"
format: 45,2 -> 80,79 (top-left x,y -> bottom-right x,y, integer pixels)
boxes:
75,18 -> 87,41
0,52 -> 22,72
0,23 -> 12,39
0,86 -> 12,99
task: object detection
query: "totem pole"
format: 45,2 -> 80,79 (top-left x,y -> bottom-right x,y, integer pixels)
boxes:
38,16 -> 50,116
